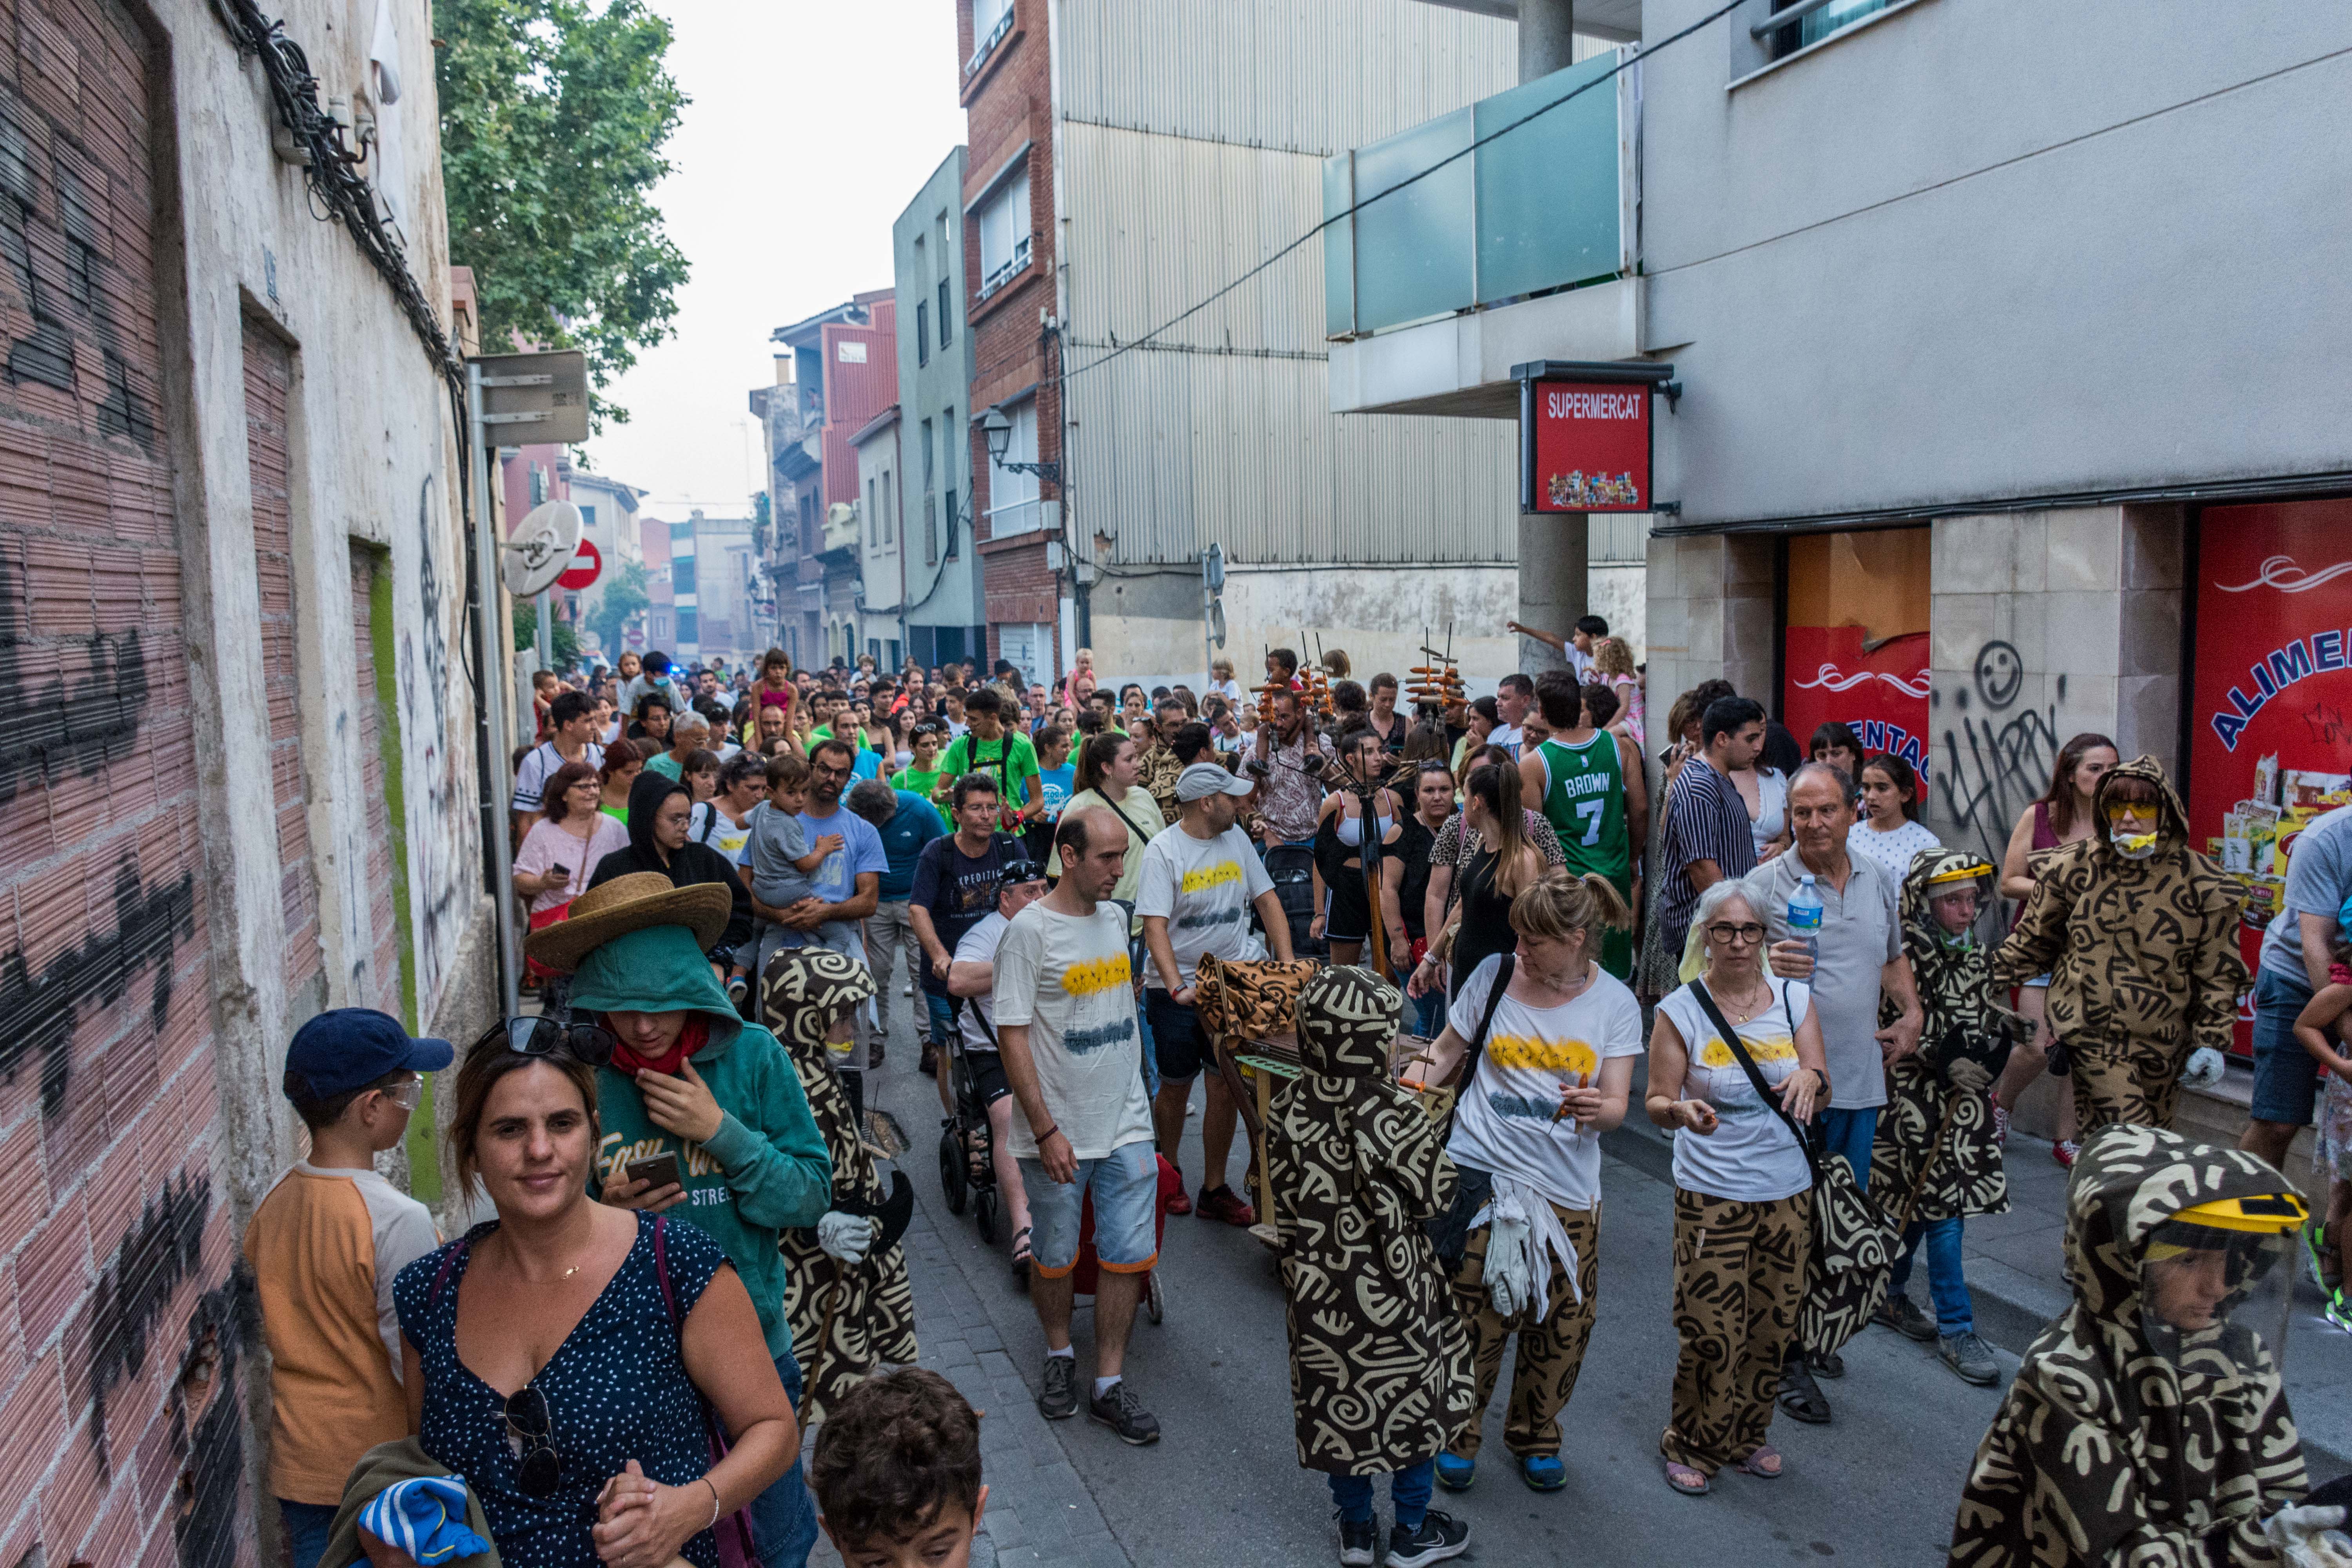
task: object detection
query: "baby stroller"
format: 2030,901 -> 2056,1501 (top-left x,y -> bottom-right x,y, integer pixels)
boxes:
935,997 -> 1003,1249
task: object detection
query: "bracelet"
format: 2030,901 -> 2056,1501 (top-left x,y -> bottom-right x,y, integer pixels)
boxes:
1034,1124 -> 1060,1143
702,1477 -> 720,1528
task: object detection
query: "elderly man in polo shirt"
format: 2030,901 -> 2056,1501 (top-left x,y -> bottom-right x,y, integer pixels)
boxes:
1740,759 -> 1924,1425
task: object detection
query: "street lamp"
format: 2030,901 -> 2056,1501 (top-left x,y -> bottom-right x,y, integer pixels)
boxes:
982,404 -> 1060,485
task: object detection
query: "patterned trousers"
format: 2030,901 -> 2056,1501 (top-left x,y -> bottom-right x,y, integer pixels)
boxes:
1443,1200 -> 1601,1460
1661,1187 -> 1811,1477
2067,1033 -> 2183,1133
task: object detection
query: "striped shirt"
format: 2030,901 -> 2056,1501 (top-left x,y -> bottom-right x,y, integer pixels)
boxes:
1659,756 -> 1758,953
510,739 -> 606,813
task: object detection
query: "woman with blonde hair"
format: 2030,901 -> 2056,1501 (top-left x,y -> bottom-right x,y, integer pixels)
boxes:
1408,869 -> 1641,1494
1646,878 -> 1830,1495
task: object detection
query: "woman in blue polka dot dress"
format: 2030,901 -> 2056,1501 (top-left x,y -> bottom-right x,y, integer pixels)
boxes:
391,1023 -> 797,1567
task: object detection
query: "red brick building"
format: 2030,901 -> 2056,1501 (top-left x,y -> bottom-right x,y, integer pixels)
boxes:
958,0 -> 1065,684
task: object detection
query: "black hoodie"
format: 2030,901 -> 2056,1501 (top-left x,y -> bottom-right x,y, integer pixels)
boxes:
586,770 -> 755,954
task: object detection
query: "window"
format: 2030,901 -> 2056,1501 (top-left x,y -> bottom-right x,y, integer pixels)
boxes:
882,471 -> 895,545
967,0 -> 1012,78
944,487 -> 958,557
975,165 -> 1031,301
916,300 -> 929,367
1735,0 -> 1911,76
1769,0 -> 1892,54
866,478 -> 877,547
937,275 -> 953,348
920,417 -> 935,489
925,494 -> 938,565
579,504 -> 597,530
986,397 -> 1040,537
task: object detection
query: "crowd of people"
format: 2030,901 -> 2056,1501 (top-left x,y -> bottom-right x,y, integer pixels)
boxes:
238,623 -> 2352,1568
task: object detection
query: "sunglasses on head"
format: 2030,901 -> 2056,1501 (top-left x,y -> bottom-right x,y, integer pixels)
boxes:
505,1386 -> 561,1496
474,1015 -> 617,1069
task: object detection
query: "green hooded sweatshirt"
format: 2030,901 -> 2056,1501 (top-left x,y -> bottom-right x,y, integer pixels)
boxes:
570,924 -> 832,1361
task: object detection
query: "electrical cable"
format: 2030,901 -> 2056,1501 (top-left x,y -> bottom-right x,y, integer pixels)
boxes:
1063,0 -> 1743,384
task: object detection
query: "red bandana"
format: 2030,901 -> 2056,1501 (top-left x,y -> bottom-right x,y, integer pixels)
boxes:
609,1016 -> 708,1078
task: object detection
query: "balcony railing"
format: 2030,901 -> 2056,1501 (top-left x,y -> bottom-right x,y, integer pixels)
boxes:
964,4 -> 1013,82
1323,49 -> 1634,341
977,234 -> 1031,303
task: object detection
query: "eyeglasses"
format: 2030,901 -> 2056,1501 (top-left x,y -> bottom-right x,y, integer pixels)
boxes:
1706,922 -> 1766,945
2103,802 -> 2152,821
381,1075 -> 424,1112
475,1015 -> 617,1069
505,1387 -> 561,1497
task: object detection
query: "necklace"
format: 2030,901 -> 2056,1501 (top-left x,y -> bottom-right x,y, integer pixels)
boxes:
1711,973 -> 1770,1023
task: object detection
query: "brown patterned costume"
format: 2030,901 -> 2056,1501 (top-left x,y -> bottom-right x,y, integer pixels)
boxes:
1991,757 -> 2249,1132
1662,1187 -> 1814,1477
760,948 -> 918,1423
1872,849 -> 2010,1228
1446,1203 -> 1601,1460
1268,965 -> 1473,1475
1949,1125 -> 2307,1566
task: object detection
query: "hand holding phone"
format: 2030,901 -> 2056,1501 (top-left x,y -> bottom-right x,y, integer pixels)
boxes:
607,1151 -> 685,1212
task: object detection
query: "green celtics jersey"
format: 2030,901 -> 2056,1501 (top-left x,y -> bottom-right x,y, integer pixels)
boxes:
1537,732 -> 1633,978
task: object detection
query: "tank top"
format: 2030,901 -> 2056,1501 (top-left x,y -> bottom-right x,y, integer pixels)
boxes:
1536,733 -> 1630,883
1450,848 -> 1520,1002
2031,799 -> 2060,851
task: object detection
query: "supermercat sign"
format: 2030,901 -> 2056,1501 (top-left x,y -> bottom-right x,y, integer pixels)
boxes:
1513,360 -> 1675,515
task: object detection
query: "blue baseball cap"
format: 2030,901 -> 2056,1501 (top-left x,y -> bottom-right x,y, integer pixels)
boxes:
283,1008 -> 455,1104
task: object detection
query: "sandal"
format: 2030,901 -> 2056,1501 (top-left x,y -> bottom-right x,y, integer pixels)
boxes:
1777,1357 -> 1833,1425
1733,1445 -> 1783,1479
1010,1225 -> 1034,1276
1663,1460 -> 1710,1495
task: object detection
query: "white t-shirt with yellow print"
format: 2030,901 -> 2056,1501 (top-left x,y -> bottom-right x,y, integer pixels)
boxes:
1134,821 -> 1274,991
1656,975 -> 1815,1203
1446,954 -> 1644,1211
991,901 -> 1154,1162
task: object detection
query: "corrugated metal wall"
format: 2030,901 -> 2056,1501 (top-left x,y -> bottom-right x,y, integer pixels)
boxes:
1057,0 -> 1521,569
1056,0 -> 1518,157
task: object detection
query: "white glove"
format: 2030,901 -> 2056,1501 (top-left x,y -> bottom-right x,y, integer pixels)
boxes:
1484,1192 -> 1535,1319
2265,1504 -> 2352,1568
2179,1047 -> 2227,1092
816,1211 -> 878,1264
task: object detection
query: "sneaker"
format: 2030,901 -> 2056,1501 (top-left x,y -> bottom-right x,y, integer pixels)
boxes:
1087,1378 -> 1161,1445
2325,1291 -> 2352,1335
1434,1452 -> 1475,1492
1336,1515 -> 1378,1567
1875,1294 -> 1938,1343
869,1037 -> 887,1071
2053,1139 -> 2080,1170
1196,1183 -> 1257,1227
1989,1098 -> 2010,1147
1163,1171 -> 1193,1216
1037,1354 -> 1079,1421
1386,1508 -> 1471,1568
1519,1454 -> 1566,1491
1939,1332 -> 2001,1387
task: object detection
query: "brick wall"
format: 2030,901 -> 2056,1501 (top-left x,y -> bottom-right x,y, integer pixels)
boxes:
0,2 -> 232,1564
960,0 -> 1064,672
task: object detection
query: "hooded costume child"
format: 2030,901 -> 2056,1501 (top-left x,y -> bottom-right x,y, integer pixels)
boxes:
761,947 -> 919,1423
1873,848 -> 2011,1229
1268,965 -> 1472,1478
1951,1123 -> 2312,1567
1991,755 -> 2249,1132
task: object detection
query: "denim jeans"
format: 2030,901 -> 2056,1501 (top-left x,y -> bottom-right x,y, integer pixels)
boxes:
278,1499 -> 338,1568
746,1350 -> 819,1568
925,991 -> 959,1054
1817,1105 -> 1878,1191
1887,1214 -> 1973,1337
1405,969 -> 1446,1039
1329,1459 -> 1435,1530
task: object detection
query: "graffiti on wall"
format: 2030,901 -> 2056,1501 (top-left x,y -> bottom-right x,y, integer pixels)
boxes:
167,1261 -> 257,1568
0,855 -> 196,1113
88,1169 -> 210,1473
1933,640 -> 2065,869
399,472 -> 468,1009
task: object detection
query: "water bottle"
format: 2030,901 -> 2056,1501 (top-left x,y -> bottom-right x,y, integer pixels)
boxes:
1787,873 -> 1824,969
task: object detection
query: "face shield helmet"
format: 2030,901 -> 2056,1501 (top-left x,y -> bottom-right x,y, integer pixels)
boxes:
2137,1192 -> 2309,1381
1924,861 -> 1995,949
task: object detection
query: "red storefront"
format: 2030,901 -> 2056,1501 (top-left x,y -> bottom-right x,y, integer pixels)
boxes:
2185,497 -> 2352,1056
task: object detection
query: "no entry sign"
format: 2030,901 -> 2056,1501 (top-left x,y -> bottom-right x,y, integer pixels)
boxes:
557,538 -> 603,591
1514,360 -> 1673,514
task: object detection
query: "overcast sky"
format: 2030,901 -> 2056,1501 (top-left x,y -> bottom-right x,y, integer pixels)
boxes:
583,2 -> 965,520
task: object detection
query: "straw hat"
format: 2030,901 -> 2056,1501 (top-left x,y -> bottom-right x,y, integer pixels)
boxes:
523,871 -> 732,974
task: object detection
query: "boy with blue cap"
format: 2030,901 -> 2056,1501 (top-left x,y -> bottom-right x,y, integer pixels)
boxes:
244,1008 -> 452,1568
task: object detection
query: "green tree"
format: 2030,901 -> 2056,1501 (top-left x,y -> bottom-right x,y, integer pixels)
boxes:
586,560 -> 650,657
512,601 -> 582,666
434,0 -> 688,423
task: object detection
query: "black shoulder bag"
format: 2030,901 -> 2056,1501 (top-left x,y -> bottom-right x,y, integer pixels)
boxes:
1687,980 -> 1898,1356
1423,954 -> 1514,1265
